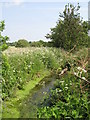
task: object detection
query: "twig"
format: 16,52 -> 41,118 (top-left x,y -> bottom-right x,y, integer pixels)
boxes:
72,73 -> 90,84
82,82 -> 89,89
67,45 -> 76,54
59,68 -> 68,76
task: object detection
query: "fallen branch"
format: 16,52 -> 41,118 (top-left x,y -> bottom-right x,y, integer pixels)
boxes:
72,73 -> 90,84
59,68 -> 68,76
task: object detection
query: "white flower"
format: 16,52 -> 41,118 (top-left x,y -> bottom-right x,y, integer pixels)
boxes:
70,83 -> 72,85
65,87 -> 68,89
74,72 -> 78,76
28,65 -> 31,68
60,81 -> 64,83
77,67 -> 82,70
82,77 -> 86,80
82,69 -> 87,73
13,70 -> 15,72
77,67 -> 87,73
59,90 -> 62,92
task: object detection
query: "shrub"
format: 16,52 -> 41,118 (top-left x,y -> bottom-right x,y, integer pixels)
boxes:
15,39 -> 29,47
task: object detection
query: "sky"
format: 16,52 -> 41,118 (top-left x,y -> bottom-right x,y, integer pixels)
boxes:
0,0 -> 89,42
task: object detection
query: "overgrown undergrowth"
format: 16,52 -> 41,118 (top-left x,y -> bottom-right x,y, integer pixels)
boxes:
2,47 -> 66,99
2,47 -> 89,119
38,73 -> 89,119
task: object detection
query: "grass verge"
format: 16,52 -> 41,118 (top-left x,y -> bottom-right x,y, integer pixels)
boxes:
2,70 -> 50,118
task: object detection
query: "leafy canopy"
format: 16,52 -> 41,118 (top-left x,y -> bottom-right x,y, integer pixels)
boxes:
46,3 -> 88,50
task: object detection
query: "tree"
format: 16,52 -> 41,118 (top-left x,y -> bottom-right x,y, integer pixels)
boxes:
15,39 -> 29,47
88,21 -> 90,31
46,3 -> 88,50
0,21 -> 9,51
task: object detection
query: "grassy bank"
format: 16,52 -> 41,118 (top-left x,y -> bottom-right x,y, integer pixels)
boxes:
2,70 -> 50,118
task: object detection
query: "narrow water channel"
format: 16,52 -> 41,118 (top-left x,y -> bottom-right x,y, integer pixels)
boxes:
19,74 -> 57,118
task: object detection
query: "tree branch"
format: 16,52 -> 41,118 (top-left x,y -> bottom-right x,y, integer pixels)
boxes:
72,73 -> 90,84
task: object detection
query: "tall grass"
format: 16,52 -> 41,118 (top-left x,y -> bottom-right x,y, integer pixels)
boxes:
2,47 -> 66,99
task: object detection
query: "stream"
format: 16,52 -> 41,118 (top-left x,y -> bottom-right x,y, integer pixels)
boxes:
19,74 -> 58,118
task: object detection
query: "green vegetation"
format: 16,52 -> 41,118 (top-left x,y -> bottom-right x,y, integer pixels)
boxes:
2,70 -> 50,118
2,47 -> 64,99
7,40 -> 53,47
2,47 -> 89,119
15,39 -> 29,47
1,2 -> 90,119
37,47 -> 89,119
46,3 -> 88,50
0,21 -> 9,51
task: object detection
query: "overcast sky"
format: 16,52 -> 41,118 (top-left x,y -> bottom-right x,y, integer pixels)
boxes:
0,0 -> 89,42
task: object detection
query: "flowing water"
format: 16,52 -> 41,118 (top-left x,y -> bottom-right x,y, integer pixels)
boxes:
19,74 -> 57,118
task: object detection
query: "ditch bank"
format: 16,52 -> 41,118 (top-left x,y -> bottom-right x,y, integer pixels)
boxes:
2,70 -> 57,118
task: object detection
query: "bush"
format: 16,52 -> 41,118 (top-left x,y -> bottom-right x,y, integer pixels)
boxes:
15,39 -> 29,47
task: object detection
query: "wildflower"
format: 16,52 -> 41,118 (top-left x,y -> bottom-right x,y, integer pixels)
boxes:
74,72 -> 78,76
82,69 -> 87,73
59,89 -> 62,92
65,87 -> 68,89
13,70 -> 15,72
77,67 -> 81,70
28,65 -> 31,68
77,67 -> 87,73
60,59 -> 63,61
60,81 -> 64,83
82,77 -> 86,80
70,83 -> 72,85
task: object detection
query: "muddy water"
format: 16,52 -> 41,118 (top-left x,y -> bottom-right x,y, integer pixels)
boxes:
19,74 -> 57,118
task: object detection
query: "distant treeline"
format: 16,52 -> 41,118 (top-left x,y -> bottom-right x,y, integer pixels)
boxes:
7,39 -> 53,47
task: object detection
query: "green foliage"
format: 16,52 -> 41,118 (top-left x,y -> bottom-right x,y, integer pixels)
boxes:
37,47 -> 89,119
38,73 -> 89,119
7,42 -> 17,46
46,3 -> 88,50
88,21 -> 90,30
29,41 -> 44,47
15,39 -> 29,47
0,21 -> 9,51
29,40 -> 52,47
2,47 -> 61,99
2,46 -> 89,119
